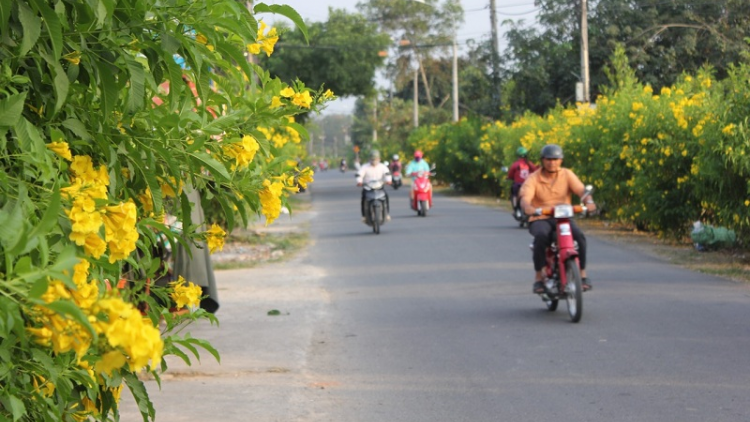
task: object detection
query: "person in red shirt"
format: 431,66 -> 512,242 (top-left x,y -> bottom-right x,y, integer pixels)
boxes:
507,147 -> 538,219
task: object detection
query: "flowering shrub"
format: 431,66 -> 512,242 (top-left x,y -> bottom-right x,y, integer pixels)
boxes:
0,0 -> 332,420
410,45 -> 750,241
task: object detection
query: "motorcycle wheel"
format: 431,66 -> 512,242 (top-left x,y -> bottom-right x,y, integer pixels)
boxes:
371,203 -> 380,234
564,260 -> 583,323
419,200 -> 428,217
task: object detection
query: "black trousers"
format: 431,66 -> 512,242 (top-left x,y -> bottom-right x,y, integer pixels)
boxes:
361,189 -> 390,216
528,218 -> 587,271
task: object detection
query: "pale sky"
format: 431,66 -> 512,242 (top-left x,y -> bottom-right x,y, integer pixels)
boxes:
260,1 -> 540,114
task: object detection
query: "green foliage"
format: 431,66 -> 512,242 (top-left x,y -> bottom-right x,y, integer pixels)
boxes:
261,9 -> 391,99
413,45 -> 750,242
0,0 -> 328,420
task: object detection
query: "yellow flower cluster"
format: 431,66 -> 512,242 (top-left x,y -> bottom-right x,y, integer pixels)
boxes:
169,276 -> 203,309
92,297 -> 163,371
258,125 -> 301,149
26,259 -> 164,374
259,179 -> 285,225
296,167 -> 314,190
247,21 -> 278,57
223,135 -> 260,170
46,141 -> 73,160
280,87 -> 313,109
205,223 -> 226,254
63,155 -> 138,262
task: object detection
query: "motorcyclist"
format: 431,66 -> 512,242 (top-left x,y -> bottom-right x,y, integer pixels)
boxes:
405,150 -> 430,204
507,147 -> 538,217
356,150 -> 392,222
389,154 -> 402,175
340,158 -> 347,171
519,144 -> 596,294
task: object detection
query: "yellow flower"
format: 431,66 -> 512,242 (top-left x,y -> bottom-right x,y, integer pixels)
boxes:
280,87 -> 295,98
722,124 -> 736,135
95,350 -> 127,375
270,96 -> 283,108
296,167 -> 314,190
247,43 -> 261,55
102,200 -> 139,263
205,223 -> 226,254
291,91 -> 313,109
323,89 -> 334,99
223,135 -> 260,170
46,141 -> 73,160
169,276 -> 203,309
196,33 -> 208,45
259,179 -> 285,225
63,51 -> 81,65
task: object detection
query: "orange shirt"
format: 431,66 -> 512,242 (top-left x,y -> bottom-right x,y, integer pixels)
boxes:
519,168 -> 584,222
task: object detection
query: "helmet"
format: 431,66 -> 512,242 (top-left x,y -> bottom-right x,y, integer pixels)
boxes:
393,154 -> 399,160
516,147 -> 528,157
370,150 -> 381,160
414,150 -> 423,159
540,144 -> 564,160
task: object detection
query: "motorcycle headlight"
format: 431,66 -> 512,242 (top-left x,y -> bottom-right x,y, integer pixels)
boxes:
553,204 -> 575,218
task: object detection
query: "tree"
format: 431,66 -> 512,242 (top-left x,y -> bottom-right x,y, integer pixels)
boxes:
261,8 -> 391,98
499,0 -> 750,116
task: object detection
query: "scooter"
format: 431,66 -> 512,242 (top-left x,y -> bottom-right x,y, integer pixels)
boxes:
410,167 -> 435,217
391,170 -> 402,190
363,179 -> 388,234
533,185 -> 593,323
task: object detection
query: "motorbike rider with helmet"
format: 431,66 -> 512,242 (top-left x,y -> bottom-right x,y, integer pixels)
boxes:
519,144 -> 596,294
389,154 -> 402,175
405,150 -> 431,204
356,150 -> 392,222
507,146 -> 538,216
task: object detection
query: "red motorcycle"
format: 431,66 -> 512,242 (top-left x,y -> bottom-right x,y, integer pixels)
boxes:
410,168 -> 434,217
533,186 -> 593,323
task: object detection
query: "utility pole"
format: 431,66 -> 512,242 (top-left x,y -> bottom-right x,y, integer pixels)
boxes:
452,40 -> 458,122
580,0 -> 590,103
489,0 -> 501,115
373,96 -> 378,142
413,65 -> 419,128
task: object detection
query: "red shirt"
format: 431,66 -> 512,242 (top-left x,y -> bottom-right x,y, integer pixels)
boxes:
507,158 -> 538,184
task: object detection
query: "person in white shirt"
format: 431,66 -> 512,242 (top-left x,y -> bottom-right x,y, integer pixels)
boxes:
356,150 -> 392,221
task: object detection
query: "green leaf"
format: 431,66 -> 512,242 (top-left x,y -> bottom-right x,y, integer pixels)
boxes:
129,149 -> 164,214
0,92 -> 27,128
0,0 -> 11,39
17,2 -> 41,57
215,192 -> 235,233
7,395 -> 25,421
30,0 -> 63,60
174,338 -> 200,361
188,337 -> 220,363
191,151 -> 230,182
254,4 -> 308,42
14,117 -> 48,164
43,300 -> 95,336
29,277 -> 49,300
62,118 -> 93,140
96,61 -> 118,118
267,309 -> 281,316
50,245 -> 79,273
0,183 -> 26,253
29,187 -> 60,239
95,0 -> 114,28
124,54 -> 146,113
123,372 -> 156,421
41,48 -> 70,114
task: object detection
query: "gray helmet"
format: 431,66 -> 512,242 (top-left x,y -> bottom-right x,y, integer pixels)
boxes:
370,150 -> 381,160
540,144 -> 563,159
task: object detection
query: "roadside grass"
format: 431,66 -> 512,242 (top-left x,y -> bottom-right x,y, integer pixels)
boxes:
212,230 -> 309,270
455,192 -> 750,284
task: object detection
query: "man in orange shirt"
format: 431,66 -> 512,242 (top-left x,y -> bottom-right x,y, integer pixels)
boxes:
520,144 -> 597,294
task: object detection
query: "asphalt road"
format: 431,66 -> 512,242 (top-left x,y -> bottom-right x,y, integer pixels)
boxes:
297,169 -> 750,422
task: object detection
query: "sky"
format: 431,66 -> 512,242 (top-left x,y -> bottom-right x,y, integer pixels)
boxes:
260,0 -> 540,114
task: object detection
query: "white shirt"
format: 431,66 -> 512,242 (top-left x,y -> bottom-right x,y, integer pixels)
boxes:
356,162 -> 392,185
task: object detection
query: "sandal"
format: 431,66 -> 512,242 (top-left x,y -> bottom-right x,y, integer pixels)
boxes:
582,277 -> 592,291
533,281 -> 546,294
